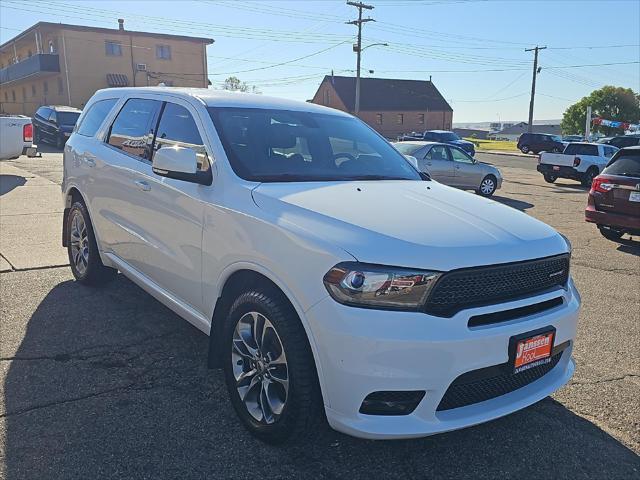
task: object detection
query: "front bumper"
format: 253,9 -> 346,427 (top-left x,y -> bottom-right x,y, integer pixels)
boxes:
305,279 -> 580,439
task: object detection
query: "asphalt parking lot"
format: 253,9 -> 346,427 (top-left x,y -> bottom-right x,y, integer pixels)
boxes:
1,148 -> 639,479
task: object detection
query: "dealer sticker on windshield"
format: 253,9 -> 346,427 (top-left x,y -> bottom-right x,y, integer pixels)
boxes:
513,332 -> 554,374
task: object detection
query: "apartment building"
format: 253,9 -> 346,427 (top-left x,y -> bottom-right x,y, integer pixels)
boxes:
311,75 -> 453,138
0,20 -> 213,115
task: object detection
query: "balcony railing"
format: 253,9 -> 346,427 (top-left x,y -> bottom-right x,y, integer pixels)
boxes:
0,53 -> 60,85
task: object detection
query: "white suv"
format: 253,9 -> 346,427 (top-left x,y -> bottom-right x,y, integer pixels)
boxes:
62,87 -> 580,443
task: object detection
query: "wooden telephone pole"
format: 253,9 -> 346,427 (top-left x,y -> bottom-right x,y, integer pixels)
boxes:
347,1 -> 374,114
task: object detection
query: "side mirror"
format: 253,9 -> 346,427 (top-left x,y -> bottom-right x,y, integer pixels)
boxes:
404,154 -> 419,170
152,146 -> 212,185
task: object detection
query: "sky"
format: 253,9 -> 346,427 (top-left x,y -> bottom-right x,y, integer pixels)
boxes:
1,0 -> 639,123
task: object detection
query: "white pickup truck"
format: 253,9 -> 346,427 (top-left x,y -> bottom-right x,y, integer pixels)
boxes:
537,142 -> 619,186
0,115 -> 37,160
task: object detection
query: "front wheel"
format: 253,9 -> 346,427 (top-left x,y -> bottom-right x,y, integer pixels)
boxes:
543,173 -> 557,184
223,288 -> 322,444
552,147 -> 561,153
66,201 -> 116,285
520,145 -> 530,154
477,175 -> 497,197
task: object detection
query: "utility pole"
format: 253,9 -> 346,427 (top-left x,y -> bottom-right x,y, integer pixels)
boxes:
347,1 -> 374,115
525,45 -> 546,133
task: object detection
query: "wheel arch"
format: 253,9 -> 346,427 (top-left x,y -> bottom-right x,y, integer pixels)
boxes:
62,186 -> 85,247
206,265 -> 328,401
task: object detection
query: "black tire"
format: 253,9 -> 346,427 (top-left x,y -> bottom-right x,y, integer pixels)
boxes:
520,145 -> 530,154
552,147 -> 561,153
543,174 -> 557,184
598,225 -> 624,241
222,287 -> 323,444
581,168 -> 598,187
66,201 -> 116,285
477,175 -> 497,197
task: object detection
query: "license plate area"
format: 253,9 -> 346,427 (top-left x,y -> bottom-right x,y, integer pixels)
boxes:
509,327 -> 556,374
552,166 -> 560,171
630,191 -> 640,202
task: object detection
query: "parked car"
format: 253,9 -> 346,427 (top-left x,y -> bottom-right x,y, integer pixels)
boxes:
585,146 -> 640,241
537,142 -> 618,186
62,87 -> 579,443
517,133 -> 565,154
602,135 -> 640,149
393,141 -> 502,196
0,114 -> 37,160
421,130 -> 475,155
33,105 -> 82,149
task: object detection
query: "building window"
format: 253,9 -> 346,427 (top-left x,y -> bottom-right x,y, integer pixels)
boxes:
31,84 -> 36,97
418,113 -> 425,125
48,39 -> 57,53
12,90 -> 16,102
43,81 -> 48,94
4,92 -> 8,102
57,77 -> 64,94
105,41 -> 123,56
156,44 -> 171,60
376,113 -> 383,125
397,113 -> 404,125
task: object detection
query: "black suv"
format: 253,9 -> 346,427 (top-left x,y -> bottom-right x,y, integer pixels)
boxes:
33,105 -> 82,149
517,133 -> 565,154
604,135 -> 640,149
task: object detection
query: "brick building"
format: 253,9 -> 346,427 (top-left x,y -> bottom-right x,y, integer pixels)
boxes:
0,20 -> 213,115
311,75 -> 453,138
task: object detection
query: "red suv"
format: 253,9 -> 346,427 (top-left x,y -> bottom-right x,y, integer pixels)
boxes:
585,146 -> 640,241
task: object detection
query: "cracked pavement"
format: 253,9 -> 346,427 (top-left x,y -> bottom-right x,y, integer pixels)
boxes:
0,151 -> 639,479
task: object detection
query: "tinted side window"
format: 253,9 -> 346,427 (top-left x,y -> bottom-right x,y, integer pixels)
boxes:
449,146 -> 473,163
77,98 -> 118,137
37,107 -> 51,120
563,144 -> 599,156
48,111 -> 57,123
425,145 -> 450,161
108,98 -> 161,159
154,102 -> 209,171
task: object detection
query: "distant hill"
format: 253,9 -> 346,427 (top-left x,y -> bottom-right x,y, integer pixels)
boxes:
453,120 -> 562,130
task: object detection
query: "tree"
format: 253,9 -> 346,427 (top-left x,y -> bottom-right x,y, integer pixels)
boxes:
560,86 -> 640,135
222,76 -> 261,94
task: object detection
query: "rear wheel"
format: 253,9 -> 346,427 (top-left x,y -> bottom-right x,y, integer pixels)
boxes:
581,168 -> 598,187
223,287 -> 323,444
66,201 -> 116,285
598,225 -> 624,241
477,175 -> 497,197
520,145 -> 530,154
552,147 -> 561,153
543,173 -> 557,183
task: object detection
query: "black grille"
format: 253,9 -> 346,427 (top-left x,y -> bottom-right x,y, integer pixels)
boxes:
360,390 -> 425,415
437,350 -> 565,411
425,254 -> 570,317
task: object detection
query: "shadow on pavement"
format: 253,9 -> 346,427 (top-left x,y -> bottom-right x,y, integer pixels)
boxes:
3,274 -> 640,479
492,195 -> 534,211
616,238 -> 640,256
0,175 -> 27,196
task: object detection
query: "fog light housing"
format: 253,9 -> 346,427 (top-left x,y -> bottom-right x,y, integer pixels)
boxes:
359,390 -> 426,416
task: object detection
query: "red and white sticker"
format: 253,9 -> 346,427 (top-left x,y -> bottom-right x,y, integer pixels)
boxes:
514,332 -> 554,373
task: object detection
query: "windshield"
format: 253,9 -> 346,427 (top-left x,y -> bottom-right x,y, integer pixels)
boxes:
58,111 -> 81,125
434,131 -> 459,141
208,107 -> 421,182
603,152 -> 640,177
393,142 -> 423,155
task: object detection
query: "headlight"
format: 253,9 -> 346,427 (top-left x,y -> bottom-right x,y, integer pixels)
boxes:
323,262 -> 442,310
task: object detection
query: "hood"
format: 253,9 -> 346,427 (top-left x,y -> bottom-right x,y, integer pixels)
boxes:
252,180 -> 567,271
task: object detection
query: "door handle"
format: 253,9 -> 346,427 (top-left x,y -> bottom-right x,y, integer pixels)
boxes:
83,155 -> 96,167
134,180 -> 151,192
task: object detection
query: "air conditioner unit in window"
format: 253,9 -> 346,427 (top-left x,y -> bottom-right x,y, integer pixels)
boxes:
136,63 -> 147,71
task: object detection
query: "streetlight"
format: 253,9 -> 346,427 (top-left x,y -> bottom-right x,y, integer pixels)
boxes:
361,42 -> 388,52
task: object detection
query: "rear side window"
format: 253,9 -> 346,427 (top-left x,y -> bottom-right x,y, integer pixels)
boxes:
563,144 -> 599,156
76,98 -> 118,137
603,151 -> 640,177
36,107 -> 51,119
107,98 -> 161,159
154,102 -> 209,171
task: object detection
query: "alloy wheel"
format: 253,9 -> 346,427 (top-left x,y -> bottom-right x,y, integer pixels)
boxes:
232,311 -> 289,424
69,211 -> 89,275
